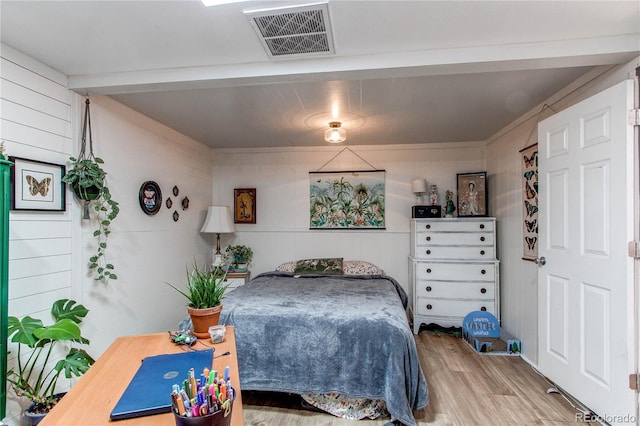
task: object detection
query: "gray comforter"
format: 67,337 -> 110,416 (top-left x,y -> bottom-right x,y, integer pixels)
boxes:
219,272 -> 429,426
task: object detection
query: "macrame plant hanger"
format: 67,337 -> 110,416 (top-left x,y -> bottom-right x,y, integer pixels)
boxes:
78,98 -> 97,219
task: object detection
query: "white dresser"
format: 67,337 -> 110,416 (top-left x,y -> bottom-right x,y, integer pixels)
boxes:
409,218 -> 499,333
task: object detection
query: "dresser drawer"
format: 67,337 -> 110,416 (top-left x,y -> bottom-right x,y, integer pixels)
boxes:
415,231 -> 494,246
413,245 -> 495,259
224,277 -> 245,293
415,280 -> 495,299
415,262 -> 496,281
415,298 -> 496,317
413,220 -> 494,233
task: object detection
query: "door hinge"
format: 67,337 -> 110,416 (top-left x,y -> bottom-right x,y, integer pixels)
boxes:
628,241 -> 640,259
629,109 -> 640,126
629,373 -> 640,391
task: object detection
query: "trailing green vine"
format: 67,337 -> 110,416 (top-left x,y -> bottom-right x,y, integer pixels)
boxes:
62,99 -> 119,283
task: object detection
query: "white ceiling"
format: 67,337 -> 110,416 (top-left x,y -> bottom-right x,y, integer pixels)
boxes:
1,1 -> 638,149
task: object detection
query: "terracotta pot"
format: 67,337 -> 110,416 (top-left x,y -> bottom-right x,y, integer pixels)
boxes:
187,304 -> 223,339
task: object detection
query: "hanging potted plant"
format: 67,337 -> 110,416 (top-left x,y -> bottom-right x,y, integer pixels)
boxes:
62,98 -> 119,283
7,299 -> 95,425
167,260 -> 229,338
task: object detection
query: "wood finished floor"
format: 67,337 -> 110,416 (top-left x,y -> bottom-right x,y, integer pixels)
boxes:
242,330 -> 588,425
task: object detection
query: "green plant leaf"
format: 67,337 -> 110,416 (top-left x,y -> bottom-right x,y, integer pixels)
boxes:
54,348 -> 95,379
51,299 -> 89,323
7,316 -> 43,347
34,319 -> 81,341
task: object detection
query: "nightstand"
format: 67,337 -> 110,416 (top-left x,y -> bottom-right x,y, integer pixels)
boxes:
225,271 -> 250,292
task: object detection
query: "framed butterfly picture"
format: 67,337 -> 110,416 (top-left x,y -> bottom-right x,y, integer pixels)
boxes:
519,144 -> 538,261
9,156 -> 66,211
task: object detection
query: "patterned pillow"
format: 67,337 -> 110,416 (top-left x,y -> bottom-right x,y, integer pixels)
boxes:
294,258 -> 344,275
343,260 -> 384,275
276,260 -> 383,275
275,261 -> 296,273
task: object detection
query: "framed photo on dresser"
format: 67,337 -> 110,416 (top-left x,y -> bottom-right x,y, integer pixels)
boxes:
456,172 -> 487,217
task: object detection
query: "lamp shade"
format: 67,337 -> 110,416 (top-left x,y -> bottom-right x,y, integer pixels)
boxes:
411,178 -> 427,194
200,205 -> 236,234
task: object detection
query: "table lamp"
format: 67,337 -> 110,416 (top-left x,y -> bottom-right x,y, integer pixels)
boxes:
200,205 -> 236,266
411,178 -> 428,204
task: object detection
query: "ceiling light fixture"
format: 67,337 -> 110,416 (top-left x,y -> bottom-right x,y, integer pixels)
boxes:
324,121 -> 346,143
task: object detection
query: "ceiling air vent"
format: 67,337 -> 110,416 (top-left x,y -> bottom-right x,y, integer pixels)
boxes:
244,2 -> 335,59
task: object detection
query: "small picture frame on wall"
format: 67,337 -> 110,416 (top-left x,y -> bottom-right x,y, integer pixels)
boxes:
456,172 -> 487,217
9,156 -> 66,211
234,188 -> 256,224
139,180 -> 162,215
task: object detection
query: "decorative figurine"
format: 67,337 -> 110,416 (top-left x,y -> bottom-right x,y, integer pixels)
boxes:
445,190 -> 456,218
429,184 -> 438,206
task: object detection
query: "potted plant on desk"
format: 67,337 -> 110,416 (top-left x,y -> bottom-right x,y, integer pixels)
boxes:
168,261 -> 229,338
7,299 -> 95,425
225,244 -> 253,272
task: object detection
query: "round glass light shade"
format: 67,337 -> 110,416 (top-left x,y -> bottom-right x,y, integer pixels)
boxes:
324,122 -> 346,143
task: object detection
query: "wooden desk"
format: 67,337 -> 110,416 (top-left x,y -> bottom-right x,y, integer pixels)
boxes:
40,327 -> 243,425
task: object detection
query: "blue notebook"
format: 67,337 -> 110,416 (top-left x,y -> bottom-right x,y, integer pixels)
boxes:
110,349 -> 213,420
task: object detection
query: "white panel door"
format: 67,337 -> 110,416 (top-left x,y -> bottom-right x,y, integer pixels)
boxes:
537,80 -> 635,424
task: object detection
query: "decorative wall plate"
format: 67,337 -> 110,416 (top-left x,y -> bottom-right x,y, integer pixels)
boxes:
173,185 -> 179,196
139,181 -> 162,215
173,211 -> 179,222
181,196 -> 189,210
166,198 -> 173,209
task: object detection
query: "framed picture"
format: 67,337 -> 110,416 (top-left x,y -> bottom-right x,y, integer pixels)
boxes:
520,144 -> 538,261
139,181 -> 162,215
234,188 -> 256,224
456,172 -> 487,217
9,156 -> 66,211
309,170 -> 386,229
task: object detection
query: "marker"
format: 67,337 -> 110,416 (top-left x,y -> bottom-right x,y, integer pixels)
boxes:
175,393 -> 186,416
223,366 -> 230,381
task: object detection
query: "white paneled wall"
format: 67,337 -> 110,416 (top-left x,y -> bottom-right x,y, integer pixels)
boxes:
0,45 -> 216,424
212,142 -> 487,295
486,59 -> 639,365
1,44 -> 74,424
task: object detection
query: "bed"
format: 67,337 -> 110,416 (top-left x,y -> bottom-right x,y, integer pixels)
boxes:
218,258 -> 429,426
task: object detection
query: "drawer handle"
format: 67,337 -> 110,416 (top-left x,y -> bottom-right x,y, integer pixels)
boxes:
426,268 -> 432,273
480,250 -> 485,255
426,236 -> 431,241
480,288 -> 487,294
481,269 -> 486,275
480,224 -> 485,229
480,236 -> 485,242
426,224 -> 431,229
480,306 -> 487,311
426,250 -> 431,255
426,304 -> 433,310
426,286 -> 432,292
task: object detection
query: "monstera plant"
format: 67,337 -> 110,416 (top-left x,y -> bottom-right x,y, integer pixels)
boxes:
62,98 -> 119,283
7,299 -> 95,417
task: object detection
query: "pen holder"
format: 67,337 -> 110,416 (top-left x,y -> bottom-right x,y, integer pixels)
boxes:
173,389 -> 233,426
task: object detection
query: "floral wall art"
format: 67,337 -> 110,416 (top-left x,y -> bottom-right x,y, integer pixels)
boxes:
309,170 -> 385,229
